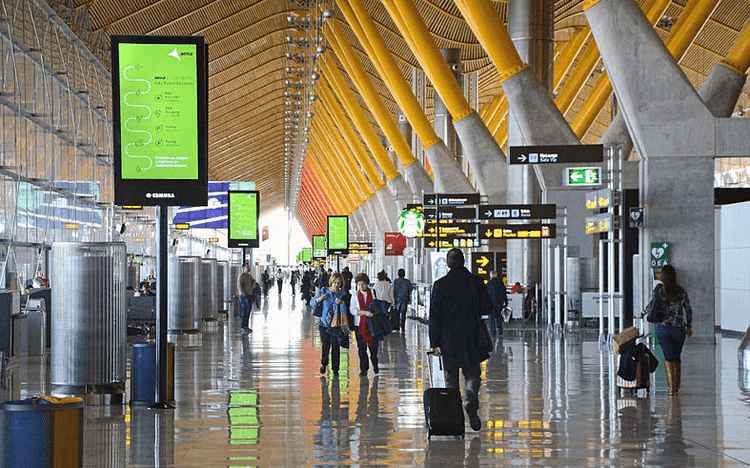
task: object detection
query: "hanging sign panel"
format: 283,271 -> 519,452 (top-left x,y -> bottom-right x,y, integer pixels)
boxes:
312,235 -> 326,259
112,35 -> 208,206
509,144 -> 603,165
327,216 -> 349,255
227,190 -> 260,248
478,204 -> 556,220
480,223 -> 557,239
302,247 -> 312,263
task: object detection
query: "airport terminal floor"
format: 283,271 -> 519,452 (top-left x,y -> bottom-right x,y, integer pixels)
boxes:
13,287 -> 750,467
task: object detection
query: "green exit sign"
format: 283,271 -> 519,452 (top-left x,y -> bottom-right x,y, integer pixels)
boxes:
565,167 -> 601,186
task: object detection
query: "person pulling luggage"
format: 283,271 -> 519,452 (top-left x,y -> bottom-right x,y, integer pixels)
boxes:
429,248 -> 492,432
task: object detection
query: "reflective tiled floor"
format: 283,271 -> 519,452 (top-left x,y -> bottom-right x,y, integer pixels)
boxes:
8,291 -> 750,467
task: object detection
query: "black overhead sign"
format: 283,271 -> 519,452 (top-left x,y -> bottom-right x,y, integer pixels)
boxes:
480,223 -> 557,239
423,206 -> 477,221
425,238 -> 479,249
348,241 -> 373,255
423,222 -> 478,239
423,193 -> 481,206
509,144 -> 603,165
479,204 -> 556,220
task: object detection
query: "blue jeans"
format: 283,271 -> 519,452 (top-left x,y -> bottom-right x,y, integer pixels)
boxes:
240,295 -> 252,329
395,299 -> 408,330
445,363 -> 481,414
657,324 -> 687,363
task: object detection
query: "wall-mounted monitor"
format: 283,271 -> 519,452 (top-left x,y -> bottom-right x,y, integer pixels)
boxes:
326,216 -> 349,255
227,191 -> 260,248
112,35 -> 208,206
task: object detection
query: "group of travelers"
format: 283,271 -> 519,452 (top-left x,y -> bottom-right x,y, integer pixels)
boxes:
238,248 -> 693,434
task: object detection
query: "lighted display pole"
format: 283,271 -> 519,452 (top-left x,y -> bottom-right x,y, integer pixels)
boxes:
112,35 -> 208,409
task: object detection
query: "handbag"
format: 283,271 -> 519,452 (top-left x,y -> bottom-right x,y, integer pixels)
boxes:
312,301 -> 323,317
645,291 -> 663,323
477,319 -> 493,354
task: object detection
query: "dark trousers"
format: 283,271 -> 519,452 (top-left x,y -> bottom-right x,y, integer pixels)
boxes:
240,295 -> 252,329
445,363 -> 481,414
291,282 -> 296,295
355,331 -> 379,372
489,303 -> 504,336
657,324 -> 687,363
395,299 -> 408,330
319,326 -> 341,371
277,279 -> 283,293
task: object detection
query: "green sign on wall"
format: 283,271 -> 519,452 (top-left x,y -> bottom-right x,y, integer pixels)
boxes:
565,167 -> 601,186
650,242 -> 670,268
327,216 -> 349,255
227,191 -> 259,248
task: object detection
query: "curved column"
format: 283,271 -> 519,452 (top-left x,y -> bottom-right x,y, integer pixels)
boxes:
383,0 -> 504,199
585,0 -> 717,340
327,24 -> 421,196
342,0 -> 471,193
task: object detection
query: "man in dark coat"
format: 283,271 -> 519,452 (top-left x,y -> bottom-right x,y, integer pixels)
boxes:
429,248 -> 492,432
485,270 -> 508,337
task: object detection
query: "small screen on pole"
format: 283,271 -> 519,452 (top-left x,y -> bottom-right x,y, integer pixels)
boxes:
302,247 -> 312,263
227,191 -> 259,248
312,235 -> 326,259
111,35 -> 208,206
327,216 -> 349,255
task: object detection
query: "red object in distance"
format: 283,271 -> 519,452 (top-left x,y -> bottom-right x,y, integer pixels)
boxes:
385,232 -> 406,256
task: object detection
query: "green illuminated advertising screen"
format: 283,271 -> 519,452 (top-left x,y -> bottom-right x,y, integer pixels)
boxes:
112,35 -> 208,206
327,216 -> 349,255
312,235 -> 326,259
302,247 -> 312,263
227,191 -> 260,248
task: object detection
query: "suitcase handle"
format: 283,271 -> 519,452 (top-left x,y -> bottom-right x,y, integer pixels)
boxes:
426,351 -> 443,371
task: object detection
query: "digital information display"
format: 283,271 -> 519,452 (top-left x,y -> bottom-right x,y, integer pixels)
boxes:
302,247 -> 312,263
227,191 -> 260,248
312,235 -> 326,259
327,216 -> 349,255
112,35 -> 208,206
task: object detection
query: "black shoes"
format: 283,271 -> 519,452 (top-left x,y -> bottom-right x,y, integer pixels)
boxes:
466,407 -> 481,432
373,365 -> 379,374
241,327 -> 252,333
320,365 -> 326,374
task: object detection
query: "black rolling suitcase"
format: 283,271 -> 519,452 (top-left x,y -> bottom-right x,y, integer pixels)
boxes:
424,353 -> 465,438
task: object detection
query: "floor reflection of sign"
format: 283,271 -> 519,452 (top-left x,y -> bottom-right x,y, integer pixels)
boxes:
479,204 -> 556,220
629,207 -> 644,227
480,224 -> 556,239
650,242 -> 669,268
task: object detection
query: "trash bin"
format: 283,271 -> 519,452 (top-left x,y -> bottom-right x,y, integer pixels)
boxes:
130,341 -> 175,406
0,396 -> 84,467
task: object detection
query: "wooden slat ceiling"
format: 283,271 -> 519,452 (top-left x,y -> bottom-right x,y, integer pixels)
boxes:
48,0 -> 750,222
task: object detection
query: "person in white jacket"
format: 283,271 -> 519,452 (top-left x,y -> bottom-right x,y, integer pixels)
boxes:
372,270 -> 394,306
275,268 -> 285,295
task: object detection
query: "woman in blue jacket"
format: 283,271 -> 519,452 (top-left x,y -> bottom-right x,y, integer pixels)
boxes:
311,272 -> 348,376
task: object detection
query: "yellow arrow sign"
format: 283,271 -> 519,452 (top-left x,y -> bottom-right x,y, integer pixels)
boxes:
476,255 -> 489,267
